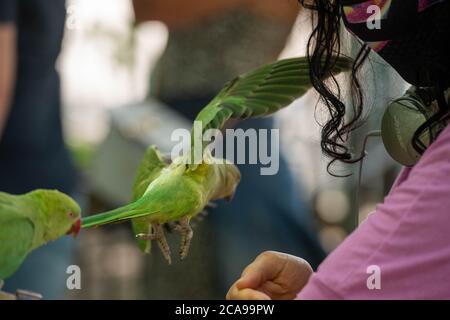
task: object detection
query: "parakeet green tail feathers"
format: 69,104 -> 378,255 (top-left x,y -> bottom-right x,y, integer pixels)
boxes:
82,203 -> 155,229
81,206 -> 128,228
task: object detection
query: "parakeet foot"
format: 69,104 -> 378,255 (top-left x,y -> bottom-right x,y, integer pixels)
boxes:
154,224 -> 172,264
136,224 -> 172,264
136,224 -> 156,241
176,217 -> 193,260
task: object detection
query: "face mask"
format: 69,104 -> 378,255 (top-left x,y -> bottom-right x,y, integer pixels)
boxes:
340,0 -> 450,88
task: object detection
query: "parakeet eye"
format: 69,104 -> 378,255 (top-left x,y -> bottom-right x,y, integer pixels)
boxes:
68,212 -> 74,218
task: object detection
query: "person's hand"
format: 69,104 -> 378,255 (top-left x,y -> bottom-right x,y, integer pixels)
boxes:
226,251 -> 313,300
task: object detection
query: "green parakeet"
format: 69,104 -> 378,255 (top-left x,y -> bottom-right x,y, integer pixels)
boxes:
82,56 -> 351,263
0,190 -> 81,282
82,148 -> 241,264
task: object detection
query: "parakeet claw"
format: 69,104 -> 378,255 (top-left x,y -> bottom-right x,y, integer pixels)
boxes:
136,233 -> 150,239
137,224 -> 172,265
176,217 -> 194,260
154,224 -> 172,265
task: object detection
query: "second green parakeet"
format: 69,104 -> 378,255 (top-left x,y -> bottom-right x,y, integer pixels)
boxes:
81,56 -> 351,264
82,148 -> 241,264
0,190 -> 81,282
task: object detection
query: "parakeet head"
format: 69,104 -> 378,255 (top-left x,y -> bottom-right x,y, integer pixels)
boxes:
222,162 -> 241,201
30,190 -> 81,241
212,160 -> 241,202
197,150 -> 241,201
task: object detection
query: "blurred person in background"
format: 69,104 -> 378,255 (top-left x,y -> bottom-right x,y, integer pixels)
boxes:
0,0 -> 79,298
133,0 -> 325,298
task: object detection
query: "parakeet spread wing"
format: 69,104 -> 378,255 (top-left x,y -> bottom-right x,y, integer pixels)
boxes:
132,145 -> 169,200
131,145 -> 169,253
192,56 -> 352,150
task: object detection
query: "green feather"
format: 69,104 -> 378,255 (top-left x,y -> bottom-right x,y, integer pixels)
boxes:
191,56 -> 352,152
81,203 -> 145,228
132,145 -> 168,200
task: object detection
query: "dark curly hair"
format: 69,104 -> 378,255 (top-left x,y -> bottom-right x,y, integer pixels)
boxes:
298,0 -> 370,175
298,0 -> 449,175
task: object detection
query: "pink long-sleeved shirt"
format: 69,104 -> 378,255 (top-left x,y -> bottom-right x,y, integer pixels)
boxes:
298,122 -> 450,299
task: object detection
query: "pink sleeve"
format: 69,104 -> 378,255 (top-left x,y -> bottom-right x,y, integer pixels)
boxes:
298,124 -> 450,300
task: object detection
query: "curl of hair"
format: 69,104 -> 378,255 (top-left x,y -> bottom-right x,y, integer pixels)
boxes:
299,0 -> 370,176
298,0 -> 449,176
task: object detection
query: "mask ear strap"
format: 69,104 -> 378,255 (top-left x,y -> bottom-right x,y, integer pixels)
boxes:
354,130 -> 381,228
434,85 -> 450,133
435,81 -> 449,111
411,85 -> 449,155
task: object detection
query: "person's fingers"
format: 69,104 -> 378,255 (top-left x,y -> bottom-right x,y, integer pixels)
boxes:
226,285 -> 271,300
258,254 -> 313,300
236,288 -> 271,300
228,251 -> 314,300
283,254 -> 313,288
233,252 -> 314,300
237,251 -> 288,290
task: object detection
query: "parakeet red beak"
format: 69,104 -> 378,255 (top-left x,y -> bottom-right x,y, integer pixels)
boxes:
67,218 -> 81,237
